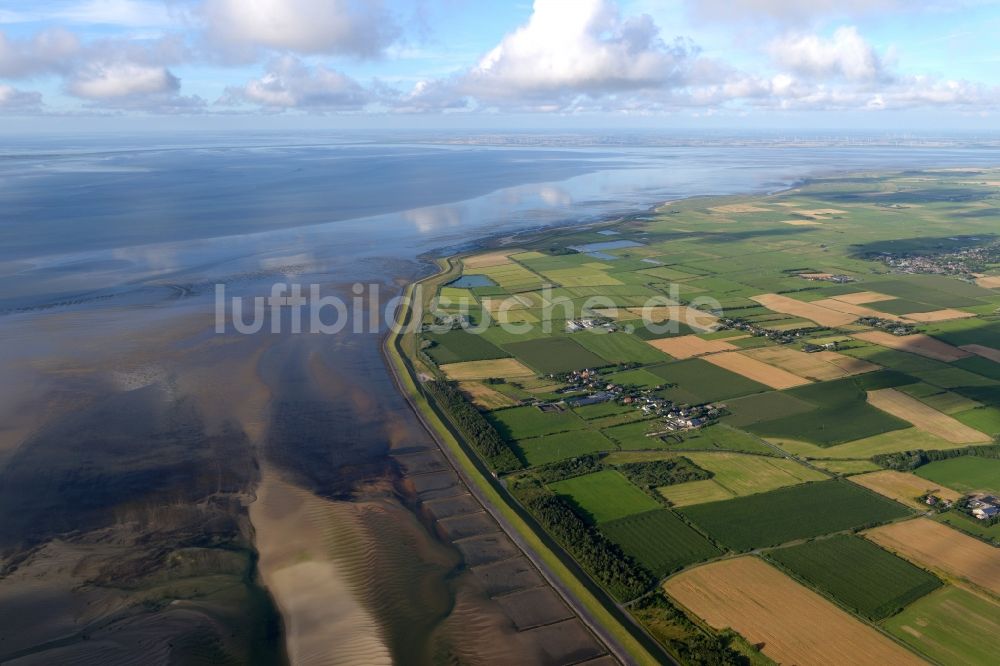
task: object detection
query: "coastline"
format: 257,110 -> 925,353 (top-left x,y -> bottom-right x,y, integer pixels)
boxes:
383,259 -> 673,666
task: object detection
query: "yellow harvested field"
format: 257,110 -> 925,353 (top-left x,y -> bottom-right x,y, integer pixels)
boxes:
751,293 -> 857,327
812,298 -> 902,321
625,306 -> 720,332
645,334 -> 737,359
703,351 -> 811,389
902,309 -> 977,323
462,250 -> 519,269
849,470 -> 963,509
772,427 -> 965,460
440,358 -> 535,381
658,478 -> 734,506
960,344 -> 1000,364
783,219 -> 822,226
480,296 -> 528,313
708,203 -> 771,213
851,331 -> 972,362
799,272 -> 834,279
865,519 -> 1000,596
743,347 -> 879,381
830,291 -> 897,304
792,208 -> 849,218
867,388 -> 989,444
664,557 -> 926,666
975,275 -> 1000,288
457,381 -> 518,410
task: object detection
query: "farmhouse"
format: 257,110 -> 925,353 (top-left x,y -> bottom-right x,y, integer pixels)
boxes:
968,494 -> 1000,520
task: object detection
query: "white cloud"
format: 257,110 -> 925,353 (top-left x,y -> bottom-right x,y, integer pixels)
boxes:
0,84 -> 42,111
220,55 -> 371,109
0,1 -> 182,28
768,26 -> 886,82
201,0 -> 399,60
67,62 -> 179,98
685,0 -> 901,25
0,28 -> 80,77
461,0 -> 693,101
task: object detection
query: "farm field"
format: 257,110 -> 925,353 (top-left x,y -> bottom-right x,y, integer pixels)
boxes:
644,334 -> 736,359
765,535 -> 941,620
424,330 -> 508,364
549,470 -> 661,524
663,557 -> 926,666
405,169 -> 1000,662
850,331 -> 972,362
486,405 -> 585,439
600,509 -> 722,577
439,358 -> 534,380
934,510 -> 1000,545
866,388 -> 990,443
702,351 -> 810,389
456,381 -> 519,410
771,427 -> 967,459
742,347 -> 880,381
809,459 -> 882,475
502,337 -> 608,374
657,479 -> 734,506
914,456 -> 1000,495
865,519 -> 1000,596
515,430 -> 614,466
660,451 -> 826,501
747,378 -> 910,446
679,480 -> 911,550
849,470 -> 963,509
884,586 -> 1000,666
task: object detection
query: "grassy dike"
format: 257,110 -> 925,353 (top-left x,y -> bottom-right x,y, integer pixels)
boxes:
384,257 -> 669,666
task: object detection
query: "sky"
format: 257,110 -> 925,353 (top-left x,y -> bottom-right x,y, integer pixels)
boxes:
1,0 -> 999,132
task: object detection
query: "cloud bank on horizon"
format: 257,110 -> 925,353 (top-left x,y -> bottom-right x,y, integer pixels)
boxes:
0,0 -> 997,124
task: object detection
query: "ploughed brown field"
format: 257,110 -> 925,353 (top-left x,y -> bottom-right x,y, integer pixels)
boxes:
663,557 -> 926,666
960,344 -> 1000,364
865,519 -> 1000,596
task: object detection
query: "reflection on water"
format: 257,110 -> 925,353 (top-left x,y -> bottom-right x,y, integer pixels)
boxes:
2,137 -> 1000,664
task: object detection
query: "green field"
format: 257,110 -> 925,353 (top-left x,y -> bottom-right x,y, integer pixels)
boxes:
571,331 -> 673,364
766,535 -> 941,620
933,510 -> 1000,545
423,329 -> 509,364
669,424 -> 776,455
600,509 -> 723,577
883,586 -> 1000,666
601,419 -> 671,450
486,405 -> 585,439
549,469 -> 662,524
914,456 -> 1000,494
747,377 -> 910,446
411,170 -> 1000,662
668,451 -> 827,499
722,391 -> 816,427
954,406 -> 1000,435
678,480 -> 911,551
809,459 -> 883,475
515,430 -> 615,466
651,359 -> 769,403
503,337 -> 609,373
